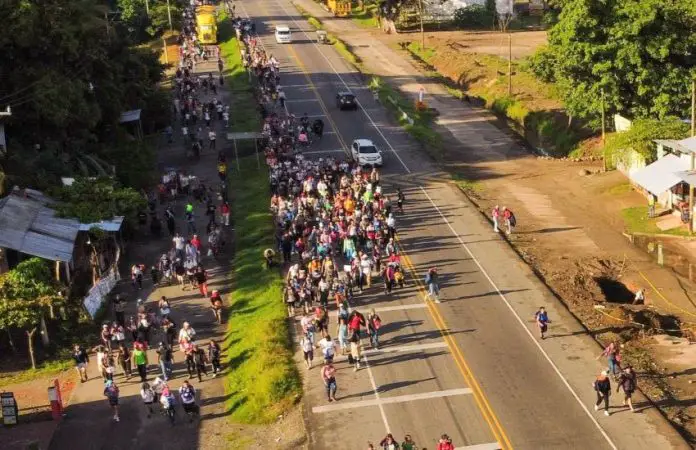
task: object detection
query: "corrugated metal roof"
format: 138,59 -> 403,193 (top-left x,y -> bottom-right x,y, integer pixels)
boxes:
79,216 -> 124,232
630,154 -> 689,196
0,195 -> 79,262
119,109 -> 141,124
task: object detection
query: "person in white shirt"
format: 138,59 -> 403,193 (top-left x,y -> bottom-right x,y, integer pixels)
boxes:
208,129 -> 216,150
317,335 -> 336,364
140,382 -> 156,418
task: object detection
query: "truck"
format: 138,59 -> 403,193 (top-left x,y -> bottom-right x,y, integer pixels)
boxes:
196,5 -> 217,45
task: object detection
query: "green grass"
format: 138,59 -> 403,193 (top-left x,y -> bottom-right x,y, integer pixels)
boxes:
406,41 -> 436,62
605,182 -> 632,196
225,159 -> 302,423
219,20 -> 259,134
351,3 -> 379,29
621,206 -> 691,237
308,16 -> 323,30
453,173 -> 482,193
332,36 -> 362,66
0,358 -> 73,388
368,76 -> 443,159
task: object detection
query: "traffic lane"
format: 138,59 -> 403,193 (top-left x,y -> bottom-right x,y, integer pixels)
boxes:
394,183 -> 613,449
273,7 -> 435,177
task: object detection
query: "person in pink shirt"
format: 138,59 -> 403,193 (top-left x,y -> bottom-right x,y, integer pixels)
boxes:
321,362 -> 337,402
491,205 -> 500,233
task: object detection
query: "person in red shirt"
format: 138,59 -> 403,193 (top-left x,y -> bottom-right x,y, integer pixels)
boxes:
437,434 -> 455,450
190,234 -> 202,252
220,202 -> 231,226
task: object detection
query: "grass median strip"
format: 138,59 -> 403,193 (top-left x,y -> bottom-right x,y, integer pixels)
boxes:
217,14 -> 301,424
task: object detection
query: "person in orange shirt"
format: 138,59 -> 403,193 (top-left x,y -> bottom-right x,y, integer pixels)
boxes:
344,197 -> 355,214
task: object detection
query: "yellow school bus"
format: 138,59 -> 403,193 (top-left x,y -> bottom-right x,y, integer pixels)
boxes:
196,5 -> 217,45
327,0 -> 351,17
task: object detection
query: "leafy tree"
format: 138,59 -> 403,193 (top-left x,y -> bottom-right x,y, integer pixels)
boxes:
0,259 -> 63,369
529,0 -> 696,128
53,177 -> 146,225
606,118 -> 689,165
0,0 -> 165,191
453,5 -> 495,29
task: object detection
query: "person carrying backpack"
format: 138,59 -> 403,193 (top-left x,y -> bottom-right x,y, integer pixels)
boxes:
103,380 -> 120,422
616,365 -> 637,412
179,380 -> 199,422
503,206 -> 516,235
593,370 -> 612,416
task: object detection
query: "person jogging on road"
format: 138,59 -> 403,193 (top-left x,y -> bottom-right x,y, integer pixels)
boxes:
593,370 -> 612,416
534,306 -> 550,339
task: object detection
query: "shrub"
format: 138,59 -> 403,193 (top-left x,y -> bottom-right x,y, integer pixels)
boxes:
453,5 -> 494,29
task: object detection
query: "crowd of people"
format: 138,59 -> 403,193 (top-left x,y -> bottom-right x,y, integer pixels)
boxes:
71,0 -> 232,424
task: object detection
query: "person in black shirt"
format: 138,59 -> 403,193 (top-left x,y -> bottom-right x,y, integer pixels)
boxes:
193,345 -> 209,382
208,340 -> 221,376
73,344 -> 89,383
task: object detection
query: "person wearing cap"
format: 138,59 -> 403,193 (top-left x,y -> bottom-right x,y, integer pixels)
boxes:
103,379 -> 120,422
616,365 -> 637,412
593,370 -> 612,416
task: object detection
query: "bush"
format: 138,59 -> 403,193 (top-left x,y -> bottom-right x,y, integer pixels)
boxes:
526,45 -> 557,83
453,5 -> 494,29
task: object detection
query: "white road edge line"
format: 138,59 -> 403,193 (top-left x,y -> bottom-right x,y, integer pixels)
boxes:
455,443 -> 501,450
275,0 -> 412,174
419,187 -> 618,450
274,3 -> 621,448
312,388 -> 472,413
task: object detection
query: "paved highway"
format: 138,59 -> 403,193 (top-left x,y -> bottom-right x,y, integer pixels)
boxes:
236,1 -> 690,449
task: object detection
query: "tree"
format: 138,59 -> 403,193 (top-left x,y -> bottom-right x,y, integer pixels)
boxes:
605,118 -> 689,166
0,259 -> 63,369
53,177 -> 147,225
528,0 -> 696,128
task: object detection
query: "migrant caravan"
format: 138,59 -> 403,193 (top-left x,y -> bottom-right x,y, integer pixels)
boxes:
196,5 -> 217,45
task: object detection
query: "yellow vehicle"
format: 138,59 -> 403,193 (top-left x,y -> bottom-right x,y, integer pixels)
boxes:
327,0 -> 351,17
196,5 -> 217,45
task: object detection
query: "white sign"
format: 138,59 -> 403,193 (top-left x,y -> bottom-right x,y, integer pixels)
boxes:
83,269 -> 120,318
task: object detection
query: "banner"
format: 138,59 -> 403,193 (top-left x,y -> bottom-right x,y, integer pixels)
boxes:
83,269 -> 119,318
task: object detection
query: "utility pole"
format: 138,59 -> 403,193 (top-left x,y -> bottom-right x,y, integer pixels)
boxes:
689,79 -> 695,232
166,0 -> 173,31
418,0 -> 425,51
507,32 -> 512,96
601,87 -> 607,172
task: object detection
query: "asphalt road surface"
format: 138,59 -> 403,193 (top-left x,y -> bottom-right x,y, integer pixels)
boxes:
237,1 -> 690,449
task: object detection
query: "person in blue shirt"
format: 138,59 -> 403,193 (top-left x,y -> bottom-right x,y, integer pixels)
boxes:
534,307 -> 550,339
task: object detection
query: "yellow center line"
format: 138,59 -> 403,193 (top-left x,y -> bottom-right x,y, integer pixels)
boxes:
396,234 -> 513,450
256,3 -> 510,447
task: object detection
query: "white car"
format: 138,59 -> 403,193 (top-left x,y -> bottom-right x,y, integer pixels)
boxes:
275,25 -> 292,43
351,139 -> 383,167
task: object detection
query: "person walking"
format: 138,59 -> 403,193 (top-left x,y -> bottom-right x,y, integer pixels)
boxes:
597,341 -> 621,378
593,370 -> 612,416
349,330 -> 362,371
117,343 -> 132,380
160,386 -> 176,425
534,306 -> 550,339
401,435 -> 418,450
103,380 -> 120,422
140,382 -> 156,418
491,205 -> 500,233
208,339 -> 222,376
425,267 -> 440,303
397,188 -> 405,213
437,434 -> 455,450
616,365 -> 637,412
502,206 -> 516,235
193,344 -> 209,382
179,380 -> 199,422
133,344 -> 148,382
208,128 -> 216,150
220,201 -> 231,226
367,309 -> 382,350
113,294 -> 126,326
157,342 -> 174,381
318,334 -> 336,364
73,344 -> 89,383
300,333 -> 314,369
321,361 -> 338,403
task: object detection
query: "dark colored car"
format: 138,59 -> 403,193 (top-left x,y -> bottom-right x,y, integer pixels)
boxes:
336,92 -> 358,110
